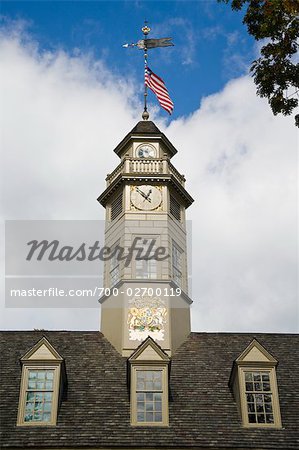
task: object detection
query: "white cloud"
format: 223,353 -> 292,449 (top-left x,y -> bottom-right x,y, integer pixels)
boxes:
0,26 -> 297,332
168,78 -> 298,332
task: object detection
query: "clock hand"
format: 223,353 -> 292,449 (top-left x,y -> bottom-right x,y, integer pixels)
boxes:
136,187 -> 147,198
136,187 -> 152,202
145,189 -> 152,199
143,189 -> 152,202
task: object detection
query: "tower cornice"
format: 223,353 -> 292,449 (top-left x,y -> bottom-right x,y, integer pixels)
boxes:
97,174 -> 194,208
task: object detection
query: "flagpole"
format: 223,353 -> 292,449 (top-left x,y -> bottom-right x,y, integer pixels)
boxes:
142,22 -> 150,121
122,23 -> 174,118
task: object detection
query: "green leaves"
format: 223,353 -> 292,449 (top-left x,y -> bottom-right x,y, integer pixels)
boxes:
219,0 -> 299,126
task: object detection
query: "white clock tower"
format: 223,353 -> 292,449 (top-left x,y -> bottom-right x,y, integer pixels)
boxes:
98,120 -> 193,356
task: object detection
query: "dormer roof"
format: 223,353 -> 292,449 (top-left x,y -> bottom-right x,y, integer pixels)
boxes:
20,336 -> 63,362
128,336 -> 170,363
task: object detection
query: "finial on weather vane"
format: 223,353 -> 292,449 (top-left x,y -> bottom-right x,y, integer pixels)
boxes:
123,22 -> 174,120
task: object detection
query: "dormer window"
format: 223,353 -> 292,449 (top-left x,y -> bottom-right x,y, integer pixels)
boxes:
17,337 -> 64,426
243,370 -> 274,424
133,367 -> 167,424
20,367 -> 59,424
230,339 -> 282,428
128,337 -> 170,427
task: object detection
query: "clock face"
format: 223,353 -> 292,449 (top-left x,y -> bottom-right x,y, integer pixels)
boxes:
137,145 -> 155,158
131,185 -> 162,211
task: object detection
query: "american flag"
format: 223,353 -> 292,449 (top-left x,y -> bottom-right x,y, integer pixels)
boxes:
145,66 -> 174,114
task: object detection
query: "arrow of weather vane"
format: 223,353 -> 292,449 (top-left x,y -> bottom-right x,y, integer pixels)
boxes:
123,23 -> 174,119
122,37 -> 174,49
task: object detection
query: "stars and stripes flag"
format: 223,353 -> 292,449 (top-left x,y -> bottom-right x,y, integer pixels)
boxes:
145,66 -> 174,114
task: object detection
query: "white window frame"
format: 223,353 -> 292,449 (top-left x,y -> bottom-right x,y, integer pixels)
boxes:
17,363 -> 61,427
131,364 -> 169,427
238,365 -> 282,428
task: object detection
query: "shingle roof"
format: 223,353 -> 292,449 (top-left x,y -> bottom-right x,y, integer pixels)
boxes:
113,120 -> 177,156
1,331 -> 298,449
130,120 -> 162,135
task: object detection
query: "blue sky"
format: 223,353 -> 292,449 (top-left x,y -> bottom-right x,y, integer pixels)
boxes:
1,0 -> 254,118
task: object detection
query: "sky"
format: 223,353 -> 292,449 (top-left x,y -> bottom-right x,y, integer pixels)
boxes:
0,1 -> 298,333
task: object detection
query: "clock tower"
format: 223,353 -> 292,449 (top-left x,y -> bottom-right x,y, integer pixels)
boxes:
98,120 -> 193,356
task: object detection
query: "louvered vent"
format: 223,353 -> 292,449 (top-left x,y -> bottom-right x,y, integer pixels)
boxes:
110,193 -> 123,220
170,195 -> 181,221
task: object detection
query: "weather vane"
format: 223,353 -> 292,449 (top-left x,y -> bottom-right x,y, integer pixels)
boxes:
123,21 -> 174,120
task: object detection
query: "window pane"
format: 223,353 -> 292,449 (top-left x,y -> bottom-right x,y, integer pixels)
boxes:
137,412 -> 145,422
255,394 -> 263,404
135,370 -> 164,424
256,403 -> 264,413
25,402 -> 34,412
137,402 -> 144,412
146,393 -> 153,402
24,413 -> 34,422
26,392 -> 35,401
42,413 -> 51,422
246,393 -> 254,403
33,412 -> 42,421
44,402 -> 52,412
154,412 -> 162,422
44,392 -> 53,401
156,401 -> 162,412
245,373 -> 253,382
247,403 -> 255,413
154,381 -> 162,390
244,371 -> 275,426
146,412 -> 153,422
24,369 -> 54,423
146,402 -> 154,412
265,403 -> 273,413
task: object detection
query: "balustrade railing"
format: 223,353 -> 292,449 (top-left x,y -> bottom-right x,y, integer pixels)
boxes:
106,157 -> 185,186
